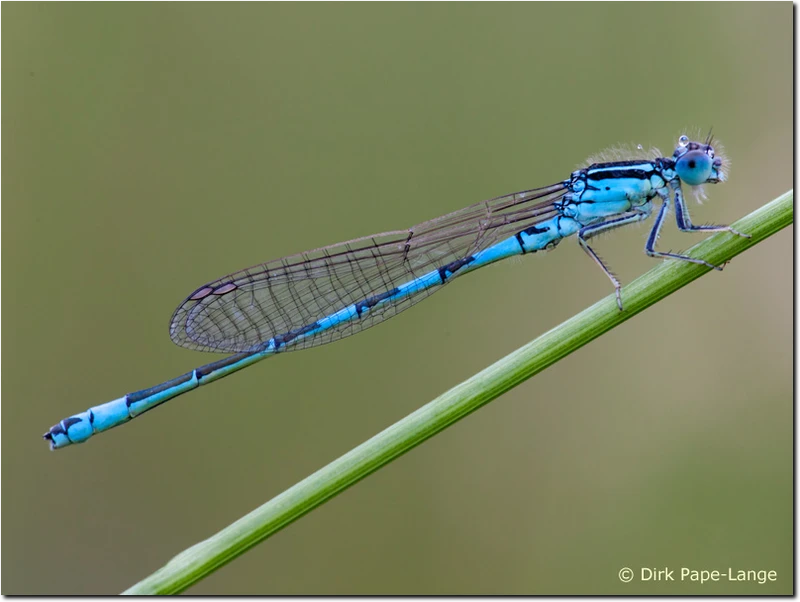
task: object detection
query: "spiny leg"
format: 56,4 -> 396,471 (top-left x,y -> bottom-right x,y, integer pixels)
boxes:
672,181 -> 750,238
646,190 -> 723,271
578,208 -> 652,311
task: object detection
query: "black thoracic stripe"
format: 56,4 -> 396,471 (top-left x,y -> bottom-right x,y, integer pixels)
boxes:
591,159 -> 654,168
438,255 -> 476,283
355,287 -> 400,316
586,168 -> 652,181
273,321 -> 322,347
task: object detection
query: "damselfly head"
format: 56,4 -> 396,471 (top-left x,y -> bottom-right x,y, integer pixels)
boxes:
672,134 -> 727,186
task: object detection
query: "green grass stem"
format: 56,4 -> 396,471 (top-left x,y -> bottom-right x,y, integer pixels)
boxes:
124,189 -> 793,594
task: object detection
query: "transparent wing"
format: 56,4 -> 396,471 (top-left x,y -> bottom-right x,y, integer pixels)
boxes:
170,182 -> 568,353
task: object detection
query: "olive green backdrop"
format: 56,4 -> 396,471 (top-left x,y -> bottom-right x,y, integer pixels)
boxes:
3,2 -> 792,595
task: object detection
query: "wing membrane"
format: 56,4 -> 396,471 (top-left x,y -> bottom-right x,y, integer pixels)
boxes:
170,182 -> 567,352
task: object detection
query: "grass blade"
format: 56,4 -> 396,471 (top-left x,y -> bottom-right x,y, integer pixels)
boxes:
124,189 -> 793,594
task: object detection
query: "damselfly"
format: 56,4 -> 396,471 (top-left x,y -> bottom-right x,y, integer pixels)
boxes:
44,134 -> 748,449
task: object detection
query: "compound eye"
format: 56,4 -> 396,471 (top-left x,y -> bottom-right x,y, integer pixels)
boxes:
675,149 -> 713,186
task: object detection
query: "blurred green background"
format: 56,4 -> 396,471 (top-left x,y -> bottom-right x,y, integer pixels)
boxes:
3,3 -> 792,595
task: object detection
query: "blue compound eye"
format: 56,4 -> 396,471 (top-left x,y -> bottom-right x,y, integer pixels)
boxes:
675,150 -> 713,186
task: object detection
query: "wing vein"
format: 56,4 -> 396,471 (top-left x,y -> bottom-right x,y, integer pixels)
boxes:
170,182 -> 568,352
